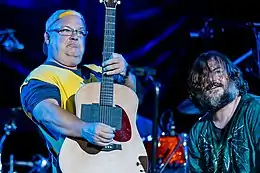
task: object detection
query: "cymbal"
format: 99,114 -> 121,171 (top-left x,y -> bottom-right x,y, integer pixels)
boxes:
250,93 -> 260,101
177,98 -> 201,115
177,93 -> 260,115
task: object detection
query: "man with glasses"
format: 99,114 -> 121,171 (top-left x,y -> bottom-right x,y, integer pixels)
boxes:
19,10 -> 136,173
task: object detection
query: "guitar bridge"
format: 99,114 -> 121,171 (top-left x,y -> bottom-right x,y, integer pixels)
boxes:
102,144 -> 122,151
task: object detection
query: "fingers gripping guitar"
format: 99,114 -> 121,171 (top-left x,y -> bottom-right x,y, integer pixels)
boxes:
82,122 -> 115,147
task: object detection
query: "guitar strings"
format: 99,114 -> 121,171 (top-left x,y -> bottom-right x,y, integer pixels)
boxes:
101,8 -> 115,127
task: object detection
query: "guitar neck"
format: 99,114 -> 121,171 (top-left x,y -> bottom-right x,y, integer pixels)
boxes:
100,7 -> 117,106
102,7 -> 116,62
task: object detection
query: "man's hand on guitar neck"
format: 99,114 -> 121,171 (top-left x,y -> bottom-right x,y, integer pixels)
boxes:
82,122 -> 115,147
102,53 -> 128,76
102,53 -> 136,92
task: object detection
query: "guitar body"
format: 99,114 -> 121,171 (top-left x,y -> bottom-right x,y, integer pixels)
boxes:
59,83 -> 149,173
59,1 -> 148,172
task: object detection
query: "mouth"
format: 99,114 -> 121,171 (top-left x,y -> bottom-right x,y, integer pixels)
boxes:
67,44 -> 79,48
210,86 -> 220,90
205,83 -> 222,91
206,86 -> 222,94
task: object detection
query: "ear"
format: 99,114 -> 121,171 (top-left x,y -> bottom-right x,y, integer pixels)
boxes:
44,32 -> 50,44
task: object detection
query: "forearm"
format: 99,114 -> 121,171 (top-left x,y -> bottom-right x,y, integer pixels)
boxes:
124,72 -> 136,92
33,99 -> 86,138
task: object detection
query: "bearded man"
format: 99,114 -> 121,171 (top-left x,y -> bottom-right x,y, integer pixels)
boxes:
187,51 -> 260,172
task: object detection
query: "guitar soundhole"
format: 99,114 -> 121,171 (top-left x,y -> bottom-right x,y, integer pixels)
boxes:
76,105 -> 131,154
114,105 -> 131,142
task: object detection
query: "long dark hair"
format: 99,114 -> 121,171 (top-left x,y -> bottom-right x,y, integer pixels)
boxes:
187,50 -> 249,111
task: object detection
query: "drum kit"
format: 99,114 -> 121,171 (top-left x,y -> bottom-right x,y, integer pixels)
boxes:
0,107 -> 51,173
132,67 -> 191,173
143,133 -> 188,173
141,108 -> 190,173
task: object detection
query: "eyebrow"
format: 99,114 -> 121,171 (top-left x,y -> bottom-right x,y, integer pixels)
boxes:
212,67 -> 222,71
61,25 -> 86,30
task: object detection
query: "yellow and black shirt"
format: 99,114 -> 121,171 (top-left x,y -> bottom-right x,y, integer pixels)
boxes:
20,61 -> 124,172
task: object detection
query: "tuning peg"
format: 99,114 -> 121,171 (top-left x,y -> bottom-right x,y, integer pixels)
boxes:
99,0 -> 103,3
116,0 -> 121,5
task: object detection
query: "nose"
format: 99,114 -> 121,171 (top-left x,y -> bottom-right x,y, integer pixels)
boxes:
208,72 -> 218,82
208,75 -> 214,82
69,31 -> 79,40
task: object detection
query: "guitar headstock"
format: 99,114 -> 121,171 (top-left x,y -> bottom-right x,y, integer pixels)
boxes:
100,0 -> 121,9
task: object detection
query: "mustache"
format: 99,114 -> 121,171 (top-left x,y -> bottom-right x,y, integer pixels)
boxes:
205,83 -> 223,91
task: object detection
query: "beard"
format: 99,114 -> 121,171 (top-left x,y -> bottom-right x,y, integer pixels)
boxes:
194,81 -> 239,113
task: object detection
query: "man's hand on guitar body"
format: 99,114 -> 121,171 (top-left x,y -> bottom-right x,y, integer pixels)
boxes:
82,122 -> 115,147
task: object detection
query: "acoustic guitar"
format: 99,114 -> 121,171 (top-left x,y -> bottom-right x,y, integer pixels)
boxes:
58,0 -> 148,172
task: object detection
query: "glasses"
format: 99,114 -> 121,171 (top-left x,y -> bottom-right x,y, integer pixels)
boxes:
48,27 -> 88,37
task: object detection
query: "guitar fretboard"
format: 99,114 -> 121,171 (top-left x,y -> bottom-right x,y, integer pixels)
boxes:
100,7 -> 116,106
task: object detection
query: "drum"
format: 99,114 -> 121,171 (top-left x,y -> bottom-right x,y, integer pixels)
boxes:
1,130 -> 52,173
0,118 -> 51,173
143,135 -> 187,167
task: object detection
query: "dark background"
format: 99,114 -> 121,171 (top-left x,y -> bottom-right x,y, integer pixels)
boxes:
0,0 -> 260,172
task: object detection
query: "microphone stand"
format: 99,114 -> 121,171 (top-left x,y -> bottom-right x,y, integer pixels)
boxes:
148,75 -> 161,173
130,66 -> 161,173
0,121 -> 17,173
